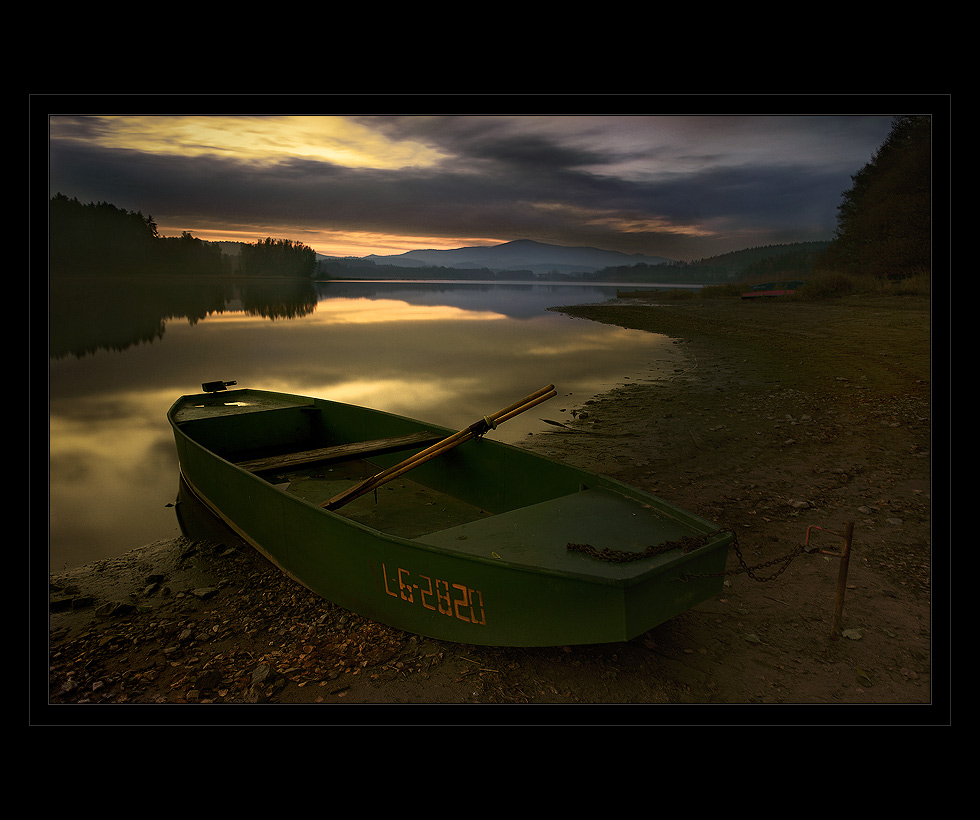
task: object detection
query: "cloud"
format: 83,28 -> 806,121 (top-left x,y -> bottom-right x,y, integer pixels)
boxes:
47,112 -> 900,260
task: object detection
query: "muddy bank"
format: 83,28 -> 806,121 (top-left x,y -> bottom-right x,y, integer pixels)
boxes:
41,294 -> 941,723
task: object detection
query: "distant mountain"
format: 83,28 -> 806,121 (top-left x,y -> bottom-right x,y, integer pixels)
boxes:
359,239 -> 673,276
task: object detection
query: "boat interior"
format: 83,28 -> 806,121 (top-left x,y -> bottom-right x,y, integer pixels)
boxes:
172,390 -> 708,574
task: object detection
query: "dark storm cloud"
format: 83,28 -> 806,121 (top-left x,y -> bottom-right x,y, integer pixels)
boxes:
50,134 -> 619,235
374,115 -> 617,177
47,114 -> 899,259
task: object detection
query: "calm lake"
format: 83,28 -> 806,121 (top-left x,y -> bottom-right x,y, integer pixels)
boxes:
48,277 -> 693,570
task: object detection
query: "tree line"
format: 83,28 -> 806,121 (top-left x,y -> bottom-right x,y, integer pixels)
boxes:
820,115 -> 932,280
49,194 -> 316,278
237,236 -> 317,278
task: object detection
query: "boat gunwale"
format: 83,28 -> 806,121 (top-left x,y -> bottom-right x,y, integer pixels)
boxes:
168,389 -> 732,589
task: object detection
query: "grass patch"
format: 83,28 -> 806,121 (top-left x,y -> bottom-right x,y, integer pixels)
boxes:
697,282 -> 744,299
797,269 -> 931,299
619,270 -> 930,303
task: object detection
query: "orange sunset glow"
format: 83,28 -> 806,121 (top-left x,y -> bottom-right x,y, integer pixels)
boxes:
50,115 -> 480,257
157,225 -> 506,259
47,110 -> 904,261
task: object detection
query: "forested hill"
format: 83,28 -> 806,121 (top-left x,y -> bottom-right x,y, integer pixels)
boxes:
593,241 -> 831,284
321,241 -> 832,283
687,242 -> 831,273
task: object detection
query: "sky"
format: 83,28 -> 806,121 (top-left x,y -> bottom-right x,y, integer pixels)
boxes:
44,104 -> 908,263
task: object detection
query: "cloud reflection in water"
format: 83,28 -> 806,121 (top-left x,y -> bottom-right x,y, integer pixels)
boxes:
48,282 -> 683,568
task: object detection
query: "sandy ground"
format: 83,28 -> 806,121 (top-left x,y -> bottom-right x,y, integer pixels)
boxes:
41,293 -> 943,725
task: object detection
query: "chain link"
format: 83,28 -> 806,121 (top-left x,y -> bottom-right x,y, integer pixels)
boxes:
567,533 -> 713,563
706,530 -> 806,582
568,530 -> 807,583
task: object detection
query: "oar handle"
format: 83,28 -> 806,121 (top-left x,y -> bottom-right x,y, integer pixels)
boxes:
493,389 -> 557,424
487,384 -> 555,424
350,384 -> 554,487
320,385 -> 556,511
357,388 -> 557,490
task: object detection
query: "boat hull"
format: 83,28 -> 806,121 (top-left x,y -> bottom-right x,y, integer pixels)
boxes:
169,389 -> 732,646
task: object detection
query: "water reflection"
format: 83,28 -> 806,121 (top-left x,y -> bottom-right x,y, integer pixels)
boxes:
48,277 -> 685,569
50,276 -> 318,359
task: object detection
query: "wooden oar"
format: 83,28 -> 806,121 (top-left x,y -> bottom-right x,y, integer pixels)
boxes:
338,384 -> 556,493
321,385 -> 556,511
346,384 -> 556,492
354,388 -> 558,490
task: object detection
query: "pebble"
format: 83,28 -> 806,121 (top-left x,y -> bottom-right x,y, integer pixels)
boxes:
48,538 -> 446,704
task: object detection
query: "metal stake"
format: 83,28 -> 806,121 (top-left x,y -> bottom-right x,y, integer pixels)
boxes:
830,522 -> 855,639
805,522 -> 855,639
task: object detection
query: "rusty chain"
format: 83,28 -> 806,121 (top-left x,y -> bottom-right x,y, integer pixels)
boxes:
567,529 -> 807,583
712,530 -> 807,582
567,533 -> 711,563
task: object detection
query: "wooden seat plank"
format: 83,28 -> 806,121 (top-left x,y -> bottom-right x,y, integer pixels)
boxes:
237,431 -> 444,473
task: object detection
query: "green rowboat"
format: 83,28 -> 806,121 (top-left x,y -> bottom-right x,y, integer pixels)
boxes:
168,385 -> 732,647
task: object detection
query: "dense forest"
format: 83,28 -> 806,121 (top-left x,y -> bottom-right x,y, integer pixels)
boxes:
49,194 -> 316,278
736,244 -> 830,282
820,115 -> 931,280
237,236 -> 318,278
590,241 -> 831,284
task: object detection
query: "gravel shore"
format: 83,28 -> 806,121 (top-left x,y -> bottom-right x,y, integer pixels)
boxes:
41,294 -> 940,723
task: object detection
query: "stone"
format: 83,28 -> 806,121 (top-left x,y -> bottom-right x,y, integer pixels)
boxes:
251,663 -> 273,685
96,601 -> 136,618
